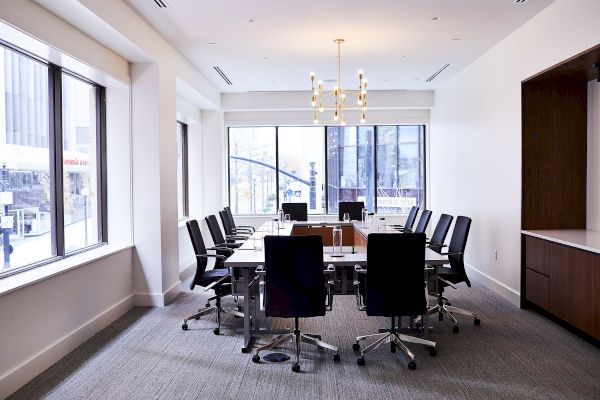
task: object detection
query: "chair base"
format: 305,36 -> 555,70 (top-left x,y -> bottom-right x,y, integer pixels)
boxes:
252,318 -> 340,372
182,297 -> 244,334
417,302 -> 480,332
354,317 -> 436,369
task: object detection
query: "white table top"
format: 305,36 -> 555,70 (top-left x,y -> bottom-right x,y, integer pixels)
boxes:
522,229 -> 600,254
226,221 -> 448,268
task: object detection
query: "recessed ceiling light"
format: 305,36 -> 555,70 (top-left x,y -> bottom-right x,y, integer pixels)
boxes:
452,38 -> 461,41
402,55 -> 407,58
263,57 -> 269,60
414,78 -> 420,80
249,18 -> 255,22
432,16 -> 441,21
209,42 -> 217,45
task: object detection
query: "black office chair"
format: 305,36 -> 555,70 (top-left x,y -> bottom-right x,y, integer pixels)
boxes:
427,214 -> 454,253
182,220 -> 243,334
281,202 -> 307,221
205,214 -> 244,249
391,206 -> 419,232
353,233 -> 437,370
219,210 -> 250,240
338,201 -> 364,221
413,209 -> 432,234
425,216 -> 480,332
224,206 -> 255,234
251,235 -> 340,372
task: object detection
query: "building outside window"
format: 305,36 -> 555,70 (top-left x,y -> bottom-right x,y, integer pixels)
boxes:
0,42 -> 105,276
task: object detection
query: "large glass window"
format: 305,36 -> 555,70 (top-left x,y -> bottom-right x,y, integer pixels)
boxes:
228,127 -> 277,214
0,42 -> 105,277
326,126 -> 375,214
62,73 -> 100,252
278,127 -> 324,214
376,125 -> 425,213
176,121 -> 188,221
227,124 -> 424,216
0,46 -> 53,270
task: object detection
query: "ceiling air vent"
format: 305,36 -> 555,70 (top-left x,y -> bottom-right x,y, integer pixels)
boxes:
426,63 -> 450,83
513,0 -> 528,3
213,66 -> 233,85
153,0 -> 168,8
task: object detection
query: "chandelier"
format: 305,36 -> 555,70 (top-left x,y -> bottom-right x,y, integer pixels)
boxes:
310,38 -> 367,125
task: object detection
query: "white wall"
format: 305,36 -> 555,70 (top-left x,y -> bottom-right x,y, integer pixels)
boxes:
588,80 -> 600,231
429,0 -> 600,305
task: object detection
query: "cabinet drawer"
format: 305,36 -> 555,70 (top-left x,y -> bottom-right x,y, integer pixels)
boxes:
526,268 -> 549,311
525,236 -> 550,276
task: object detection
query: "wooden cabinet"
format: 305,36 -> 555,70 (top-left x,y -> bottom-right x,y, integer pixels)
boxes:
523,235 -> 600,340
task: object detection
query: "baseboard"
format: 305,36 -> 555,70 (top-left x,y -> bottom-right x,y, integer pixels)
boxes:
0,294 -> 134,400
464,263 -> 521,307
133,281 -> 181,307
179,255 -> 195,273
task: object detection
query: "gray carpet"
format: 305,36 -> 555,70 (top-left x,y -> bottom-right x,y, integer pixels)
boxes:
9,267 -> 600,400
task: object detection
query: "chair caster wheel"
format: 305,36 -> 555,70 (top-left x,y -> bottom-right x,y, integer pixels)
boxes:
408,361 -> 417,370
333,354 -> 340,362
352,343 -> 360,351
252,354 -> 260,363
446,302 -> 451,306
474,318 -> 481,326
237,305 -> 242,312
205,303 -> 211,308
357,357 -> 365,366
429,347 -> 437,356
213,328 -> 220,335
292,363 -> 300,373
182,323 -> 188,330
453,325 -> 459,333
390,342 -> 396,353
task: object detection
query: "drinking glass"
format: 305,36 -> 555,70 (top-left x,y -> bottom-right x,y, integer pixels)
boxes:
284,213 -> 291,224
343,212 -> 350,223
253,234 -> 263,251
332,226 -> 343,256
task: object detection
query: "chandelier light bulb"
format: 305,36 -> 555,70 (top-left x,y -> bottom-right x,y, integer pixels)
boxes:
314,118 -> 319,124
341,120 -> 346,126
319,107 -> 324,113
333,112 -> 339,121
310,71 -> 315,80
311,100 -> 316,107
357,99 -> 363,106
340,93 -> 346,99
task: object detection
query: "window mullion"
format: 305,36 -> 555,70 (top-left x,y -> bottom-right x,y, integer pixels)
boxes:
49,65 -> 65,257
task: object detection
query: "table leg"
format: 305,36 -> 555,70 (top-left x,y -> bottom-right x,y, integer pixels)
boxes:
241,268 -> 253,353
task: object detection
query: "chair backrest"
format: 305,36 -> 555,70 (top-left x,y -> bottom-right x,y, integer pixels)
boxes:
404,206 -> 419,230
205,214 -> 226,245
263,235 -> 326,318
413,210 -> 432,234
365,233 -> 427,317
429,214 -> 454,252
282,202 -> 308,221
219,210 -> 235,236
186,220 -> 209,289
224,206 -> 237,229
447,216 -> 472,285
338,201 -> 364,221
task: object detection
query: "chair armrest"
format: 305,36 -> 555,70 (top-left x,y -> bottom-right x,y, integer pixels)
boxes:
226,234 -> 250,240
354,264 -> 367,274
427,243 -> 448,247
204,273 -> 231,291
207,246 -> 234,254
353,265 -> 367,311
439,251 -> 463,256
236,225 -> 255,232
234,227 -> 254,233
198,254 -> 227,260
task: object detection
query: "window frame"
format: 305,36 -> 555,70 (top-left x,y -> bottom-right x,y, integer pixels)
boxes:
226,124 -> 427,216
0,40 -> 107,279
176,120 -> 189,220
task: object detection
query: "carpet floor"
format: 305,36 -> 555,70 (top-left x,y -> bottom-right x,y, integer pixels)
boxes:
9,267 -> 600,400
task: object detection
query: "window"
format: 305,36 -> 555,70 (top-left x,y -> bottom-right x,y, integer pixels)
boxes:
326,126 -> 375,214
0,42 -> 106,277
376,125 -> 425,213
278,127 -> 324,214
228,127 -> 277,214
176,121 -> 188,220
227,125 -> 425,215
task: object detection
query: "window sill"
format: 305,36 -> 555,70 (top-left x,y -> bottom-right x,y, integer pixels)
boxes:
0,242 -> 133,298
178,218 -> 190,228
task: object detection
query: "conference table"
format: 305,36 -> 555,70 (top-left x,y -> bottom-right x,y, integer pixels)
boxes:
224,220 -> 449,353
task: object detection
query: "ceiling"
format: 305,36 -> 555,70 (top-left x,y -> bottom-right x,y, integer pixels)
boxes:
125,0 -> 555,92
